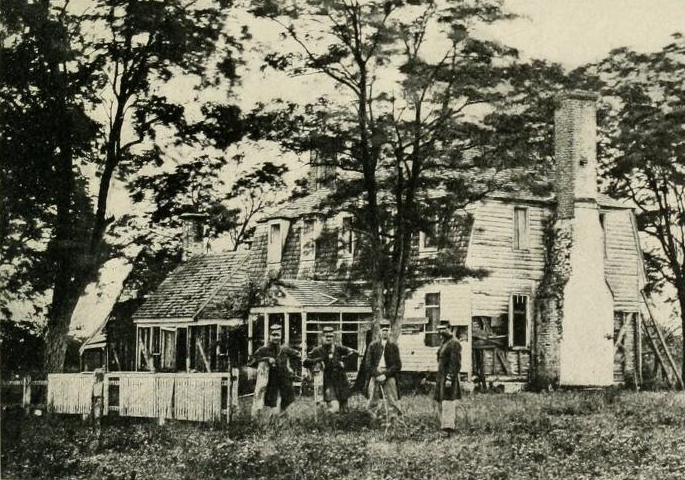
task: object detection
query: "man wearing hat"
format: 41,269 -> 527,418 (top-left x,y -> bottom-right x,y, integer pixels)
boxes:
303,326 -> 359,413
364,320 -> 403,420
249,324 -> 301,414
435,323 -> 462,436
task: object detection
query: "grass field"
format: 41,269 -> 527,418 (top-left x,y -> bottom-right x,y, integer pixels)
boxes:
3,390 -> 685,480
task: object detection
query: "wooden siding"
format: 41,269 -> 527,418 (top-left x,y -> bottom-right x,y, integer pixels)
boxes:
401,282 -> 472,373
465,200 -> 551,317
604,210 -> 641,312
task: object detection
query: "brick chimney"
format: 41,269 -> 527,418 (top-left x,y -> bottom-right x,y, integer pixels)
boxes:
180,213 -> 209,260
554,90 -> 600,217
533,90 -> 614,388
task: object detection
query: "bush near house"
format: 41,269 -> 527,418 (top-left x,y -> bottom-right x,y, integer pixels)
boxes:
3,391 -> 685,480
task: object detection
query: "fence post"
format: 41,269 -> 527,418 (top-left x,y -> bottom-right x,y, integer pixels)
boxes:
230,368 -> 239,422
92,369 -> 105,447
22,375 -> 32,415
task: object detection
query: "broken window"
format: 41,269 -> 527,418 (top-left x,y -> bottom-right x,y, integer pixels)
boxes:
513,207 -> 529,250
509,294 -> 529,348
425,293 -> 441,330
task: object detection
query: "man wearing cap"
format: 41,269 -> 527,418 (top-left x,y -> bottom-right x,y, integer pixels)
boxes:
435,324 -> 462,436
303,326 -> 359,413
249,324 -> 301,414
364,320 -> 402,420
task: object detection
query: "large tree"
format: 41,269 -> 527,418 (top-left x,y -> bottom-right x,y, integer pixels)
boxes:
1,0 -> 98,327
589,34 -> 685,375
2,0 -> 242,372
255,0 -> 555,337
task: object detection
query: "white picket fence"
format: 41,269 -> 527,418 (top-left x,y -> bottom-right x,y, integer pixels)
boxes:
46,371 -> 239,423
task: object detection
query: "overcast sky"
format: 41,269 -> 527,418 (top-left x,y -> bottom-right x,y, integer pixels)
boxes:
494,0 -> 685,67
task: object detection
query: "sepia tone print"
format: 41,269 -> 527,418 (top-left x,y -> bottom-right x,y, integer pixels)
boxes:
3,1 -> 685,479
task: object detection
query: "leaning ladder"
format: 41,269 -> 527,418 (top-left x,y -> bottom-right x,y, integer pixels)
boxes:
639,292 -> 684,390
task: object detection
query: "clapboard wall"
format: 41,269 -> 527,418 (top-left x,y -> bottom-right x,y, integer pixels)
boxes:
603,209 -> 642,312
402,282 -> 472,373
465,199 -> 551,317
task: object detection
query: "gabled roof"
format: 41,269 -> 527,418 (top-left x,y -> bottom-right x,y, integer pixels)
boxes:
132,251 -> 248,322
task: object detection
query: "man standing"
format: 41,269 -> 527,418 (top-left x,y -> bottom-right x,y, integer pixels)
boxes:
249,324 -> 301,415
435,324 -> 462,436
304,326 -> 358,413
365,320 -> 402,421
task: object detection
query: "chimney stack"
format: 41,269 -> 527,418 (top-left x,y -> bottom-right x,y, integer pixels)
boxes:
533,90 -> 614,389
554,90 -> 600,218
180,213 -> 209,260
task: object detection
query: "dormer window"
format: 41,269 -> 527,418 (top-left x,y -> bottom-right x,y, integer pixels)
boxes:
301,219 -> 318,261
419,217 -> 439,252
267,222 -> 282,263
340,216 -> 355,258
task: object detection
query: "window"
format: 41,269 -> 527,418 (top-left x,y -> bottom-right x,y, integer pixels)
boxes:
513,207 -> 529,250
340,216 -> 355,257
599,212 -> 608,258
508,294 -> 529,348
301,219 -> 317,261
267,222 -> 282,263
425,293 -> 441,330
420,217 -> 439,252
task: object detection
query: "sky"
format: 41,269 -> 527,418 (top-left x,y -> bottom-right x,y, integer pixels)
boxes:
494,0 -> 685,68
63,0 -> 685,336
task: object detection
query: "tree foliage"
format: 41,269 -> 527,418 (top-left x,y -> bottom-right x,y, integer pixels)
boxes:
254,0 -> 560,336
587,34 -> 685,373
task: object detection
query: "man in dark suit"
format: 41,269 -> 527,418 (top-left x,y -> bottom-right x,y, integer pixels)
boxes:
248,324 -> 301,413
364,320 -> 402,420
435,323 -> 462,436
303,326 -> 358,413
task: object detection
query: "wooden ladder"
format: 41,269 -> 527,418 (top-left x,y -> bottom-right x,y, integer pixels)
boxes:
639,292 -> 683,390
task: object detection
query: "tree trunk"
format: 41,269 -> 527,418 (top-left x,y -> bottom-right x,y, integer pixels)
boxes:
679,291 -> 685,381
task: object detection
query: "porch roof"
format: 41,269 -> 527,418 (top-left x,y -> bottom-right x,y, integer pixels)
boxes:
132,251 -> 249,323
257,280 -> 371,310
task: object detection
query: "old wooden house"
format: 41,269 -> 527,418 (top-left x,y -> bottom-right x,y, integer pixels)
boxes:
84,91 -> 669,389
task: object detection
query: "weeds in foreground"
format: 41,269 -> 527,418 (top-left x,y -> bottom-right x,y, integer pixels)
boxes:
3,391 -> 685,479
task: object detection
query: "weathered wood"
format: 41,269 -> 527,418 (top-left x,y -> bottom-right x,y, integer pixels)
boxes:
614,318 -> 628,356
47,373 -> 94,415
196,339 -> 211,373
22,375 -> 32,414
641,293 -> 683,389
496,349 -> 511,375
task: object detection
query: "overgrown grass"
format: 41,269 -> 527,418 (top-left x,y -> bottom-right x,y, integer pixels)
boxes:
4,390 -> 685,479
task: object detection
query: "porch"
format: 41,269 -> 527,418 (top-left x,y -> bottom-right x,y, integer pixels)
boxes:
134,319 -> 247,373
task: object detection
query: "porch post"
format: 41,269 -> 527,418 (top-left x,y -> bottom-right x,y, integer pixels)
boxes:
135,325 -> 140,372
301,312 -> 307,357
264,313 -> 270,344
248,314 -> 254,356
284,312 -> 290,345
186,325 -> 191,372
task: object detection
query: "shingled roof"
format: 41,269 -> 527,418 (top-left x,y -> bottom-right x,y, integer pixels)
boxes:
132,251 -> 248,322
267,188 -> 333,220
277,280 -> 371,308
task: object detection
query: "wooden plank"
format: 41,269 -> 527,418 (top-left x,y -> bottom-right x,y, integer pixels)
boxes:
642,293 -> 683,389
614,318 -> 628,355
197,339 -> 211,373
496,349 -> 511,375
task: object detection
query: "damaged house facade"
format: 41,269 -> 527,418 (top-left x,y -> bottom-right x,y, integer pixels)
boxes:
83,91 -> 654,389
